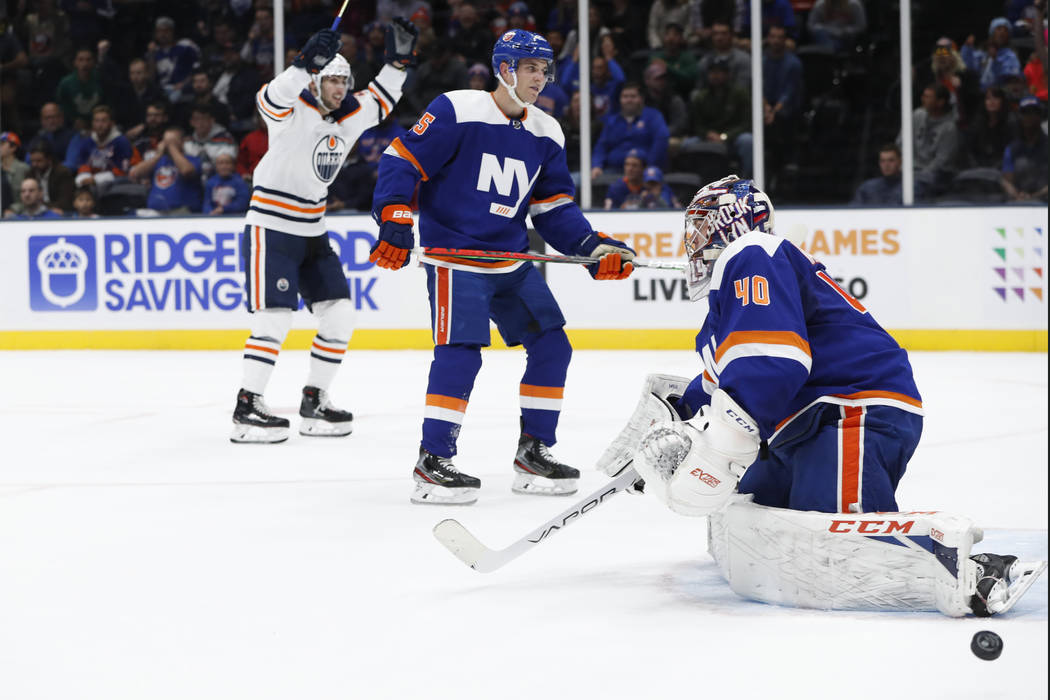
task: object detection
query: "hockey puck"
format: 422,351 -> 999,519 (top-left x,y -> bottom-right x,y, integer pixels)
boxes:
971,630 -> 1003,660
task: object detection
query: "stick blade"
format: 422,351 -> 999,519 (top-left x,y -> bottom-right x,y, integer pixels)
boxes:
433,519 -> 501,573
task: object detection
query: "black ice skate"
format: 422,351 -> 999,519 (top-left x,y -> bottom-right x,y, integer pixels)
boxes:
970,552 -> 1048,617
230,389 -> 289,444
513,432 -> 580,496
299,386 -> 354,437
411,447 -> 481,505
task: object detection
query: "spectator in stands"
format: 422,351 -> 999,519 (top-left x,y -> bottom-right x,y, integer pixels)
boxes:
72,104 -> 140,196
359,114 -> 404,175
536,78 -> 569,118
7,177 -> 62,220
641,166 -> 681,208
644,60 -> 688,144
965,86 -> 1019,168
696,21 -> 751,92
560,91 -> 597,178
236,112 -> 268,182
213,43 -> 261,137
184,104 -> 237,184
467,62 -> 491,91
648,0 -> 693,50
850,144 -> 903,205
28,144 -> 75,214
61,0 -> 113,49
355,21 -> 388,87
20,0 -> 71,101
24,103 -> 76,169
547,0 -> 578,37
563,4 -> 611,63
175,69 -> 231,130
1001,96 -> 1049,202
111,58 -> 165,135
905,83 -> 960,194
687,57 -> 753,176
807,0 -> 867,52
133,125 -> 202,215
241,6 -> 289,81
55,47 -> 104,129
562,53 -> 624,119
1,132 -> 30,201
962,17 -> 1023,92
406,42 -> 469,117
762,24 -> 803,172
1024,49 -> 1047,102
128,101 -> 170,167
0,13 -> 28,132
377,0 -> 432,23
71,186 -> 99,218
604,148 -> 647,209
200,19 -> 238,70
608,0 -> 650,56
449,3 -> 492,66
592,82 -> 670,177
914,37 -> 981,128
148,16 -> 201,104
203,152 -> 249,215
742,0 -> 798,45
652,23 -> 699,99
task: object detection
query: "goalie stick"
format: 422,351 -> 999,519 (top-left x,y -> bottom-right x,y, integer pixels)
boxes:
432,467 -> 641,572
414,246 -> 687,271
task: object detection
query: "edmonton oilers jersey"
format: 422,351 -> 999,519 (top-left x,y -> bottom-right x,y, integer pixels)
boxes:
246,64 -> 406,236
684,231 -> 923,441
373,90 -> 595,271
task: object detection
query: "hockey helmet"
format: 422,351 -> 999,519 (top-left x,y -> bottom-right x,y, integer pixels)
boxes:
312,53 -> 354,101
491,29 -> 555,85
683,175 -> 775,300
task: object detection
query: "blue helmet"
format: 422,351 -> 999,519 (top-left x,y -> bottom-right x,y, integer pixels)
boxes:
491,30 -> 555,84
683,175 -> 775,299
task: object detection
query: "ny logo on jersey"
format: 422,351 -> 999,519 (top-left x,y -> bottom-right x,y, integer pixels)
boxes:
476,153 -> 540,218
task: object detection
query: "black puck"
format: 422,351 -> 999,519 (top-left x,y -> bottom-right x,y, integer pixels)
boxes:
971,630 -> 1003,660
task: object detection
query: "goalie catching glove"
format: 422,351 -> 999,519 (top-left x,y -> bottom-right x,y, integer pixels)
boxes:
370,204 -> 414,269
635,388 -> 761,516
384,17 -> 420,68
293,29 -> 342,74
573,232 -> 636,280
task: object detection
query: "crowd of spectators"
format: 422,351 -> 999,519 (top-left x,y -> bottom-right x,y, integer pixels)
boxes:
1,0 -> 1047,219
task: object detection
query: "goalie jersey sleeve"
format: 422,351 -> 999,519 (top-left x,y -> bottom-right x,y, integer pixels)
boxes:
685,232 -> 922,440
372,90 -> 596,261
246,64 -> 406,236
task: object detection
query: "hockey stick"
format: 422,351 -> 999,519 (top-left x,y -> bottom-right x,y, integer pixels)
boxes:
432,467 -> 641,572
330,0 -> 351,30
414,246 -> 687,271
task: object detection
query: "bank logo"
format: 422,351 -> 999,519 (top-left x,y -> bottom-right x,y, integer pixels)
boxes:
29,235 -> 97,311
990,226 -> 1044,302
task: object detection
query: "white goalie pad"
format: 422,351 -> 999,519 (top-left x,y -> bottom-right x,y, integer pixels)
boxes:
707,497 -> 985,617
595,373 -> 691,476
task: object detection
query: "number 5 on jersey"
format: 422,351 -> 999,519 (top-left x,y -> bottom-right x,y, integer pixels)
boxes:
412,112 -> 435,135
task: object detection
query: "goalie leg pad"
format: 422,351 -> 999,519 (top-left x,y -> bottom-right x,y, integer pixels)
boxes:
595,373 -> 690,476
707,497 -> 986,616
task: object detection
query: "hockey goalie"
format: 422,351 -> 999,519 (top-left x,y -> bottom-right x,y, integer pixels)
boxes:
597,175 -> 1045,618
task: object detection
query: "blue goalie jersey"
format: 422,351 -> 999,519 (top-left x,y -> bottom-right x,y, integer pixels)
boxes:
372,90 -> 595,268
681,231 -> 923,442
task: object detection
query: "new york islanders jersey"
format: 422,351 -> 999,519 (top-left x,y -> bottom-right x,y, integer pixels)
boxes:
681,231 -> 923,442
246,64 -> 406,236
372,90 -> 595,272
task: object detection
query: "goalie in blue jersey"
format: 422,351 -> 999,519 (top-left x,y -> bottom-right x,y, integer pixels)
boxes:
597,175 -> 1046,618
370,29 -> 636,506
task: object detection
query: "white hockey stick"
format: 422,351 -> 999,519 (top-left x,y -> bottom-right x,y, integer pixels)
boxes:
432,467 -> 641,572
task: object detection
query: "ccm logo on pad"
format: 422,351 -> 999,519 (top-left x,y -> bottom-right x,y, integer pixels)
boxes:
829,520 -> 915,534
689,467 -> 721,488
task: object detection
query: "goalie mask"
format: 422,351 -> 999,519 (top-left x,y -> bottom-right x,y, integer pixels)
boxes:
312,54 -> 353,105
491,29 -> 554,108
683,175 -> 775,300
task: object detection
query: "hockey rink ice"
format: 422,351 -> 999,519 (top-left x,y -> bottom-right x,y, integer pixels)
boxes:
1,348 -> 1046,700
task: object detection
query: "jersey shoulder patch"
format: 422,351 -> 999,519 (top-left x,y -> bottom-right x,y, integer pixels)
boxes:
710,232 -> 785,291
444,90 -> 505,126
523,107 -> 565,148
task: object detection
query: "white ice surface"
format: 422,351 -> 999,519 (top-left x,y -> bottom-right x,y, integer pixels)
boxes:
0,350 -> 1046,700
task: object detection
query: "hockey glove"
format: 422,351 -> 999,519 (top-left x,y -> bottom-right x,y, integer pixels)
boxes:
293,29 -> 342,74
369,204 -> 414,269
384,17 -> 419,68
574,232 -> 636,280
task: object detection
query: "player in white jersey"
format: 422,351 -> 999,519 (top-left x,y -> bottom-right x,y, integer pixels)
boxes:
231,19 -> 419,444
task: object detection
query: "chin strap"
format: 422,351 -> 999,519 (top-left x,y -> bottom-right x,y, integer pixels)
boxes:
496,70 -> 533,109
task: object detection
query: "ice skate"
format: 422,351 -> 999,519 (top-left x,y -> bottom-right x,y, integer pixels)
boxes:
970,552 -> 1048,617
299,386 -> 353,437
230,389 -> 289,444
412,447 -> 481,505
512,433 -> 579,496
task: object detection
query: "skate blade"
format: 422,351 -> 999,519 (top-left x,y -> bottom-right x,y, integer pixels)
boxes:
230,423 -> 289,444
511,473 -> 578,496
994,560 -> 1048,614
299,417 -> 353,437
411,481 -> 479,506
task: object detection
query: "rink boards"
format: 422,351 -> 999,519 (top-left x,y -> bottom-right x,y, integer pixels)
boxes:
0,206 -> 1046,351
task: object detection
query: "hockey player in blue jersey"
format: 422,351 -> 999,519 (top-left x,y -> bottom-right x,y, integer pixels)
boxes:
598,175 -> 1045,617
370,29 -> 637,505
